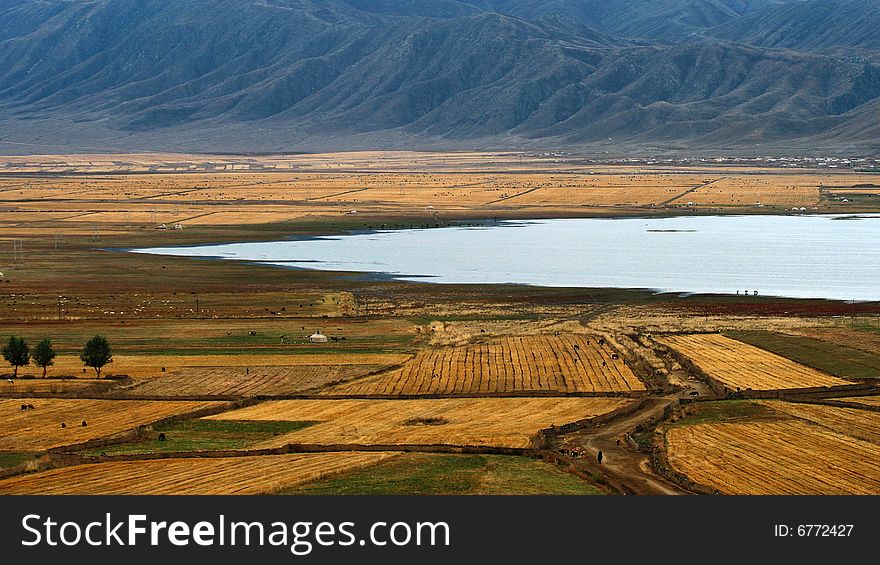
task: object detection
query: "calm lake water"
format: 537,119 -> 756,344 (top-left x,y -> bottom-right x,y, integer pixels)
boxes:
134,215 -> 880,301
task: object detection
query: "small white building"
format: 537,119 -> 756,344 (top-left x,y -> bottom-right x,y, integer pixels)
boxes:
309,331 -> 328,343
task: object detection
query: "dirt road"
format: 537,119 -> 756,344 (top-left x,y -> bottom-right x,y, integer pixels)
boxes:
564,394 -> 690,495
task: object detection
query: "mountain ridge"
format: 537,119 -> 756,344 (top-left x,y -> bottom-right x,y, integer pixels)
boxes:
0,0 -> 878,154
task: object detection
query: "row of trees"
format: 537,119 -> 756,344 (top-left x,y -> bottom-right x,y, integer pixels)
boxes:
3,335 -> 113,378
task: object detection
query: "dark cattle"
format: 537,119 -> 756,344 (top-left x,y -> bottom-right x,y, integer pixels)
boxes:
81,421 -> 87,427
60,422 -> 66,428
27,404 -> 34,410
20,404 -> 27,410
157,433 -> 167,442
611,353 -> 619,360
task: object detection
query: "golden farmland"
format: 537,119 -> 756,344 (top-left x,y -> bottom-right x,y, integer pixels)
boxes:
205,398 -> 632,449
666,419 -> 880,495
0,399 -> 225,452
0,452 -> 398,495
659,334 -> 849,391
324,335 -> 644,396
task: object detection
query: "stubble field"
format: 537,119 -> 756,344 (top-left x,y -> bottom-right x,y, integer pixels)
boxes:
205,398 -> 632,449
323,334 -> 644,396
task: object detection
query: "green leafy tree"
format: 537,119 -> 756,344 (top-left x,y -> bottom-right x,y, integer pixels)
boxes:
32,338 -> 57,378
80,335 -> 112,378
2,336 -> 30,378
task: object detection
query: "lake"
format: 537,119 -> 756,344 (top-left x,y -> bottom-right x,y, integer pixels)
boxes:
133,214 -> 880,301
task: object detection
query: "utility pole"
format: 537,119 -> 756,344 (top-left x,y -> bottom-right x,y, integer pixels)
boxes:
57,296 -> 62,321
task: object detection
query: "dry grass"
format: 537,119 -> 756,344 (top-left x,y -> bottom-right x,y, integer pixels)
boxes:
659,334 -> 849,390
666,420 -> 880,494
792,327 -> 880,356
206,398 -> 631,448
323,335 -> 644,395
0,398 -> 224,451
2,156 -> 875,238
668,176 -> 821,207
0,452 -> 398,494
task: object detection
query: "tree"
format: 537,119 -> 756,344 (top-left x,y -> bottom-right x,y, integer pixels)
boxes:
32,338 -> 57,378
2,336 -> 30,378
80,335 -> 112,378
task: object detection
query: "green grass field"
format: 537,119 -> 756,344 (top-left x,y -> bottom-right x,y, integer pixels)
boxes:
281,453 -> 603,495
725,330 -> 880,380
78,419 -> 316,456
670,400 -> 780,429
0,452 -> 38,469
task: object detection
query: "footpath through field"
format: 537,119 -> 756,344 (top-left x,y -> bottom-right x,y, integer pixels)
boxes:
566,394 -> 689,495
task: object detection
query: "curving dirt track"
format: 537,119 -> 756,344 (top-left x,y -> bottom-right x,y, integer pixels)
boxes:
564,394 -> 691,495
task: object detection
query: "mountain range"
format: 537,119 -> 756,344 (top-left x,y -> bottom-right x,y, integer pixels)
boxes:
0,0 -> 878,154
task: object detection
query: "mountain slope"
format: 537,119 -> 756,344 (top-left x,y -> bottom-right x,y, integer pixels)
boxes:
707,0 -> 880,51
0,0 -> 877,153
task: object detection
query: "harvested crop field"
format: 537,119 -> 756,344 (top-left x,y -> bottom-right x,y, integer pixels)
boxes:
759,401 -> 880,444
726,330 -> 880,380
0,379 -> 108,395
207,398 -> 632,448
123,364 -> 392,397
659,334 -> 849,390
836,396 -> 880,408
0,452 -> 397,495
666,420 -> 880,494
323,335 -> 644,396
0,399 -> 225,451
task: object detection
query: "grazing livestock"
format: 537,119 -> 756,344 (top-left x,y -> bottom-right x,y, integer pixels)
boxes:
81,421 -> 87,427
60,422 -> 66,428
157,433 -> 167,442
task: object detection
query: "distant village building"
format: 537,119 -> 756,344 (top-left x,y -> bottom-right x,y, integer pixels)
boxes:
309,331 -> 328,343
157,223 -> 168,230
173,223 -> 183,230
